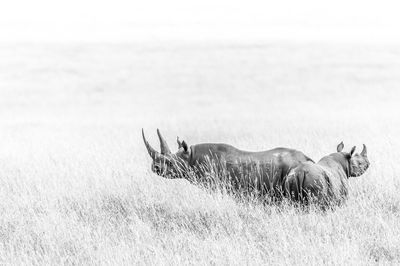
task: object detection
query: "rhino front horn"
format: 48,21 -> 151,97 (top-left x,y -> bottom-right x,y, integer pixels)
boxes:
157,129 -> 171,154
361,144 -> 367,156
142,129 -> 160,160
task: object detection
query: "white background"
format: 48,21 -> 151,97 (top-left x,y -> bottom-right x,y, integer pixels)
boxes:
1,0 -> 400,43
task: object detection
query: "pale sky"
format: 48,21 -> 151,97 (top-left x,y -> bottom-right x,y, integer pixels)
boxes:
1,0 -> 399,43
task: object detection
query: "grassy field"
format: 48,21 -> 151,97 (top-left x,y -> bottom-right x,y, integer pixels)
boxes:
0,42 -> 399,265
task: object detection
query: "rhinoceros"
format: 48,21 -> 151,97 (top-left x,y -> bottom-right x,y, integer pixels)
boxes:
142,129 -> 313,197
284,142 -> 370,206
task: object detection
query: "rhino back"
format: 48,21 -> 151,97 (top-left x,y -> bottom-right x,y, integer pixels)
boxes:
191,144 -> 310,164
190,144 -> 311,192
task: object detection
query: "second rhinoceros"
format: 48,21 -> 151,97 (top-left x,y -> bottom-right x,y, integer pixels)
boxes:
142,129 -> 313,197
284,142 -> 370,206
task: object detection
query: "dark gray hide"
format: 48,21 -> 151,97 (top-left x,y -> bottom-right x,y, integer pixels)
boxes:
143,129 -> 314,197
284,142 -> 370,206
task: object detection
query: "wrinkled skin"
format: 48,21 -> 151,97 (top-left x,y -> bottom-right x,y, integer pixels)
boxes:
284,142 -> 370,206
143,129 -> 314,197
349,148 -> 370,177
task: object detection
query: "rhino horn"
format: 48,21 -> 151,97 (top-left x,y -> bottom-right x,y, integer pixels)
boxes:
142,129 -> 160,160
157,129 -> 171,154
361,144 -> 367,156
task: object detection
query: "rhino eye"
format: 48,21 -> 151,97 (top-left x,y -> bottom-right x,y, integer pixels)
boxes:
153,165 -> 161,173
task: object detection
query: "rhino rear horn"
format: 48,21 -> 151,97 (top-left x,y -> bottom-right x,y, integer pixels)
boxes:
361,144 -> 367,156
142,129 -> 160,160
157,129 -> 171,154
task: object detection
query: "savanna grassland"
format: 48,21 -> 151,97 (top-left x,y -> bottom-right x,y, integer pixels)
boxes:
0,42 -> 400,265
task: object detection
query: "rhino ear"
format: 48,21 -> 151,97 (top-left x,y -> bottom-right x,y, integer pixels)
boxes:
337,141 -> 344,152
177,137 -> 183,149
350,146 -> 356,156
182,141 -> 189,152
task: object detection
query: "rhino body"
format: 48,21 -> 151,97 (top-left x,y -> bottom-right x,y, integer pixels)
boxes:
189,143 -> 313,195
284,158 -> 349,206
143,129 -> 313,197
284,142 -> 369,206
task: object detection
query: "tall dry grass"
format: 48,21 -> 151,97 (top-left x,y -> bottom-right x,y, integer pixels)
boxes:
0,43 -> 399,264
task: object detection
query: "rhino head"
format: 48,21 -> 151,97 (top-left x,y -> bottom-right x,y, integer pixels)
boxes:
337,142 -> 370,177
142,129 -> 191,178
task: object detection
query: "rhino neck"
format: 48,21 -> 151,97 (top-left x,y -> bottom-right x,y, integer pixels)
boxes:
319,153 -> 350,178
